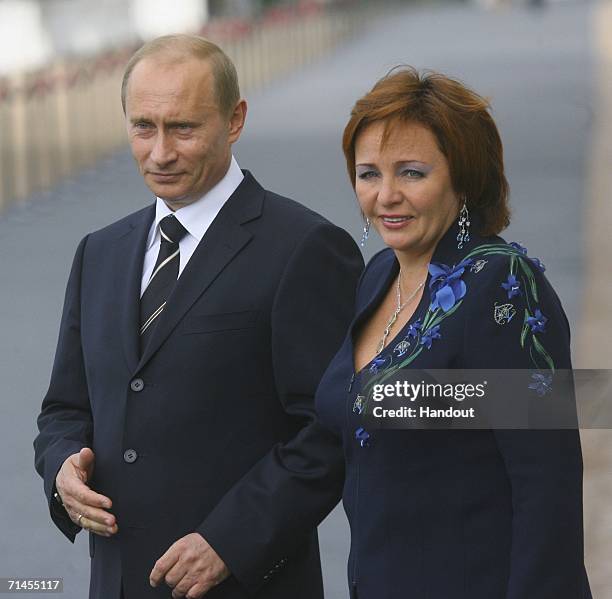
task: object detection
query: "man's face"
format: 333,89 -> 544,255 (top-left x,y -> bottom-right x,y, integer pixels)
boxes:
125,56 -> 244,208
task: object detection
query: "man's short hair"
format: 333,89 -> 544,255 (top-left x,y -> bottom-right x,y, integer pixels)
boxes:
121,34 -> 241,117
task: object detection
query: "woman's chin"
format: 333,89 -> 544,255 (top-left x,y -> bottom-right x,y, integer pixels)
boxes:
377,230 -> 418,253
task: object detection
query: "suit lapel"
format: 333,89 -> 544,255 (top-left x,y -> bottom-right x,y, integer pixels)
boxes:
137,171 -> 263,370
116,205 -> 155,374
346,252 -> 399,360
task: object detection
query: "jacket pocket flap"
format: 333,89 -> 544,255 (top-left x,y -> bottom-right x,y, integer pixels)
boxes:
182,310 -> 259,333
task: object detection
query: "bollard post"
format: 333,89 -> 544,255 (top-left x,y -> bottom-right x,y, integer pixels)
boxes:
54,61 -> 72,179
0,2 -> 366,215
36,73 -> 53,191
111,66 -> 126,151
0,82 -> 7,211
10,73 -> 29,201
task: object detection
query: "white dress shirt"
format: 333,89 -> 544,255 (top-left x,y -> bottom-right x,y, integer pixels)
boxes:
140,155 -> 244,297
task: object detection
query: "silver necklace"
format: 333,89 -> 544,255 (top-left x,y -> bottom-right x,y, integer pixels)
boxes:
376,271 -> 425,354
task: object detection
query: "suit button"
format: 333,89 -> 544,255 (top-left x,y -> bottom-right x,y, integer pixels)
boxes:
123,449 -> 138,463
130,378 -> 144,392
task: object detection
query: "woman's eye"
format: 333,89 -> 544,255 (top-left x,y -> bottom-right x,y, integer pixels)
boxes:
357,170 -> 379,180
401,169 -> 424,178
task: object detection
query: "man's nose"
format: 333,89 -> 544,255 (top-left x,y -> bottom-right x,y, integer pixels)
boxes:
149,132 -> 178,167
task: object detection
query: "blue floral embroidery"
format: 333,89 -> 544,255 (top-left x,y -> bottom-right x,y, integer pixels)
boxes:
394,339 -> 411,357
369,356 -> 388,374
420,325 -> 441,349
509,242 -> 545,271
429,258 -> 473,313
526,309 -> 547,334
529,373 -> 553,396
355,427 -> 370,447
358,262 -> 471,393
353,395 -> 366,414
509,241 -> 528,255
501,274 -> 521,299
470,259 -> 487,273
530,257 -> 546,272
406,319 -> 422,339
356,240 -> 556,405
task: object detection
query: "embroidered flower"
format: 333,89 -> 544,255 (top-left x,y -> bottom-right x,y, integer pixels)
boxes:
369,356 -> 387,374
420,325 -> 441,349
509,241 -> 528,255
429,258 -> 472,312
470,259 -> 487,274
494,302 -> 516,325
501,274 -> 521,299
529,373 -> 553,396
353,395 -> 366,415
394,339 -> 411,357
529,257 -> 546,272
406,319 -> 422,339
526,309 -> 547,334
355,427 -> 370,448
509,241 -> 545,271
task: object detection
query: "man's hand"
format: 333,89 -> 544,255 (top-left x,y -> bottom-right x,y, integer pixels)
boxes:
150,533 -> 230,599
55,448 -> 118,537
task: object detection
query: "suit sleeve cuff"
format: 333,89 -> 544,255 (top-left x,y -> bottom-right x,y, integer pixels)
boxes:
45,456 -> 83,543
195,517 -> 292,596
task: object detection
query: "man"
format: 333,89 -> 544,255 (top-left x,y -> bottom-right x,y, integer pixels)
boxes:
34,34 -> 363,599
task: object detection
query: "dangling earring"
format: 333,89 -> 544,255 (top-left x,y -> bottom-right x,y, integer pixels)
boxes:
457,201 -> 470,249
360,218 -> 370,248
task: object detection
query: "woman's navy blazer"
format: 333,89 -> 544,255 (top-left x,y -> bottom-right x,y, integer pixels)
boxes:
316,221 -> 591,599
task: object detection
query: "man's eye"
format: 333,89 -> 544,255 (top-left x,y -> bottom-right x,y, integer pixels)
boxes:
134,122 -> 152,129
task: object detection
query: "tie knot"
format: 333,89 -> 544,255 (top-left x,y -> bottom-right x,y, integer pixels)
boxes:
159,215 -> 188,244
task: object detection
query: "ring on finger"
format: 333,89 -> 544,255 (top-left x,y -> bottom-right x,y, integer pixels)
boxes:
77,513 -> 84,526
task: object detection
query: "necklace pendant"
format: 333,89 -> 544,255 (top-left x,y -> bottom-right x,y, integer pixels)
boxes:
376,272 -> 426,359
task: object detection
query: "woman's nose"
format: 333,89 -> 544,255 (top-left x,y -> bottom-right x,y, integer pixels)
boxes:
377,178 -> 403,206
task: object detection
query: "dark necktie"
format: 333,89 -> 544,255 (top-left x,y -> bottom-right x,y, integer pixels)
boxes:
140,214 -> 188,353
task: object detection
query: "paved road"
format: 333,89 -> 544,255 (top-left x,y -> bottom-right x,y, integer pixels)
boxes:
0,1 -> 603,597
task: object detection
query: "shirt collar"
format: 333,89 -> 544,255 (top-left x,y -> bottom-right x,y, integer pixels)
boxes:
146,155 -> 244,250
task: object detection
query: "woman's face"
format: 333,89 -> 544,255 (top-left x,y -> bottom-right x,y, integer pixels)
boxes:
354,120 -> 460,260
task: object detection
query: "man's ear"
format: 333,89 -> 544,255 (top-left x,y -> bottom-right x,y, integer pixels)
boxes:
228,99 -> 247,144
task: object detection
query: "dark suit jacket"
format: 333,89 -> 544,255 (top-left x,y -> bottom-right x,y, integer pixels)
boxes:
315,221 -> 591,599
34,171 -> 364,599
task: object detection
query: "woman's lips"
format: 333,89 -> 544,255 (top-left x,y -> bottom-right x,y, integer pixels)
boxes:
379,215 -> 415,229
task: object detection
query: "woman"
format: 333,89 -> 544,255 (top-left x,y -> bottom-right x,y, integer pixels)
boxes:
315,67 -> 591,598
